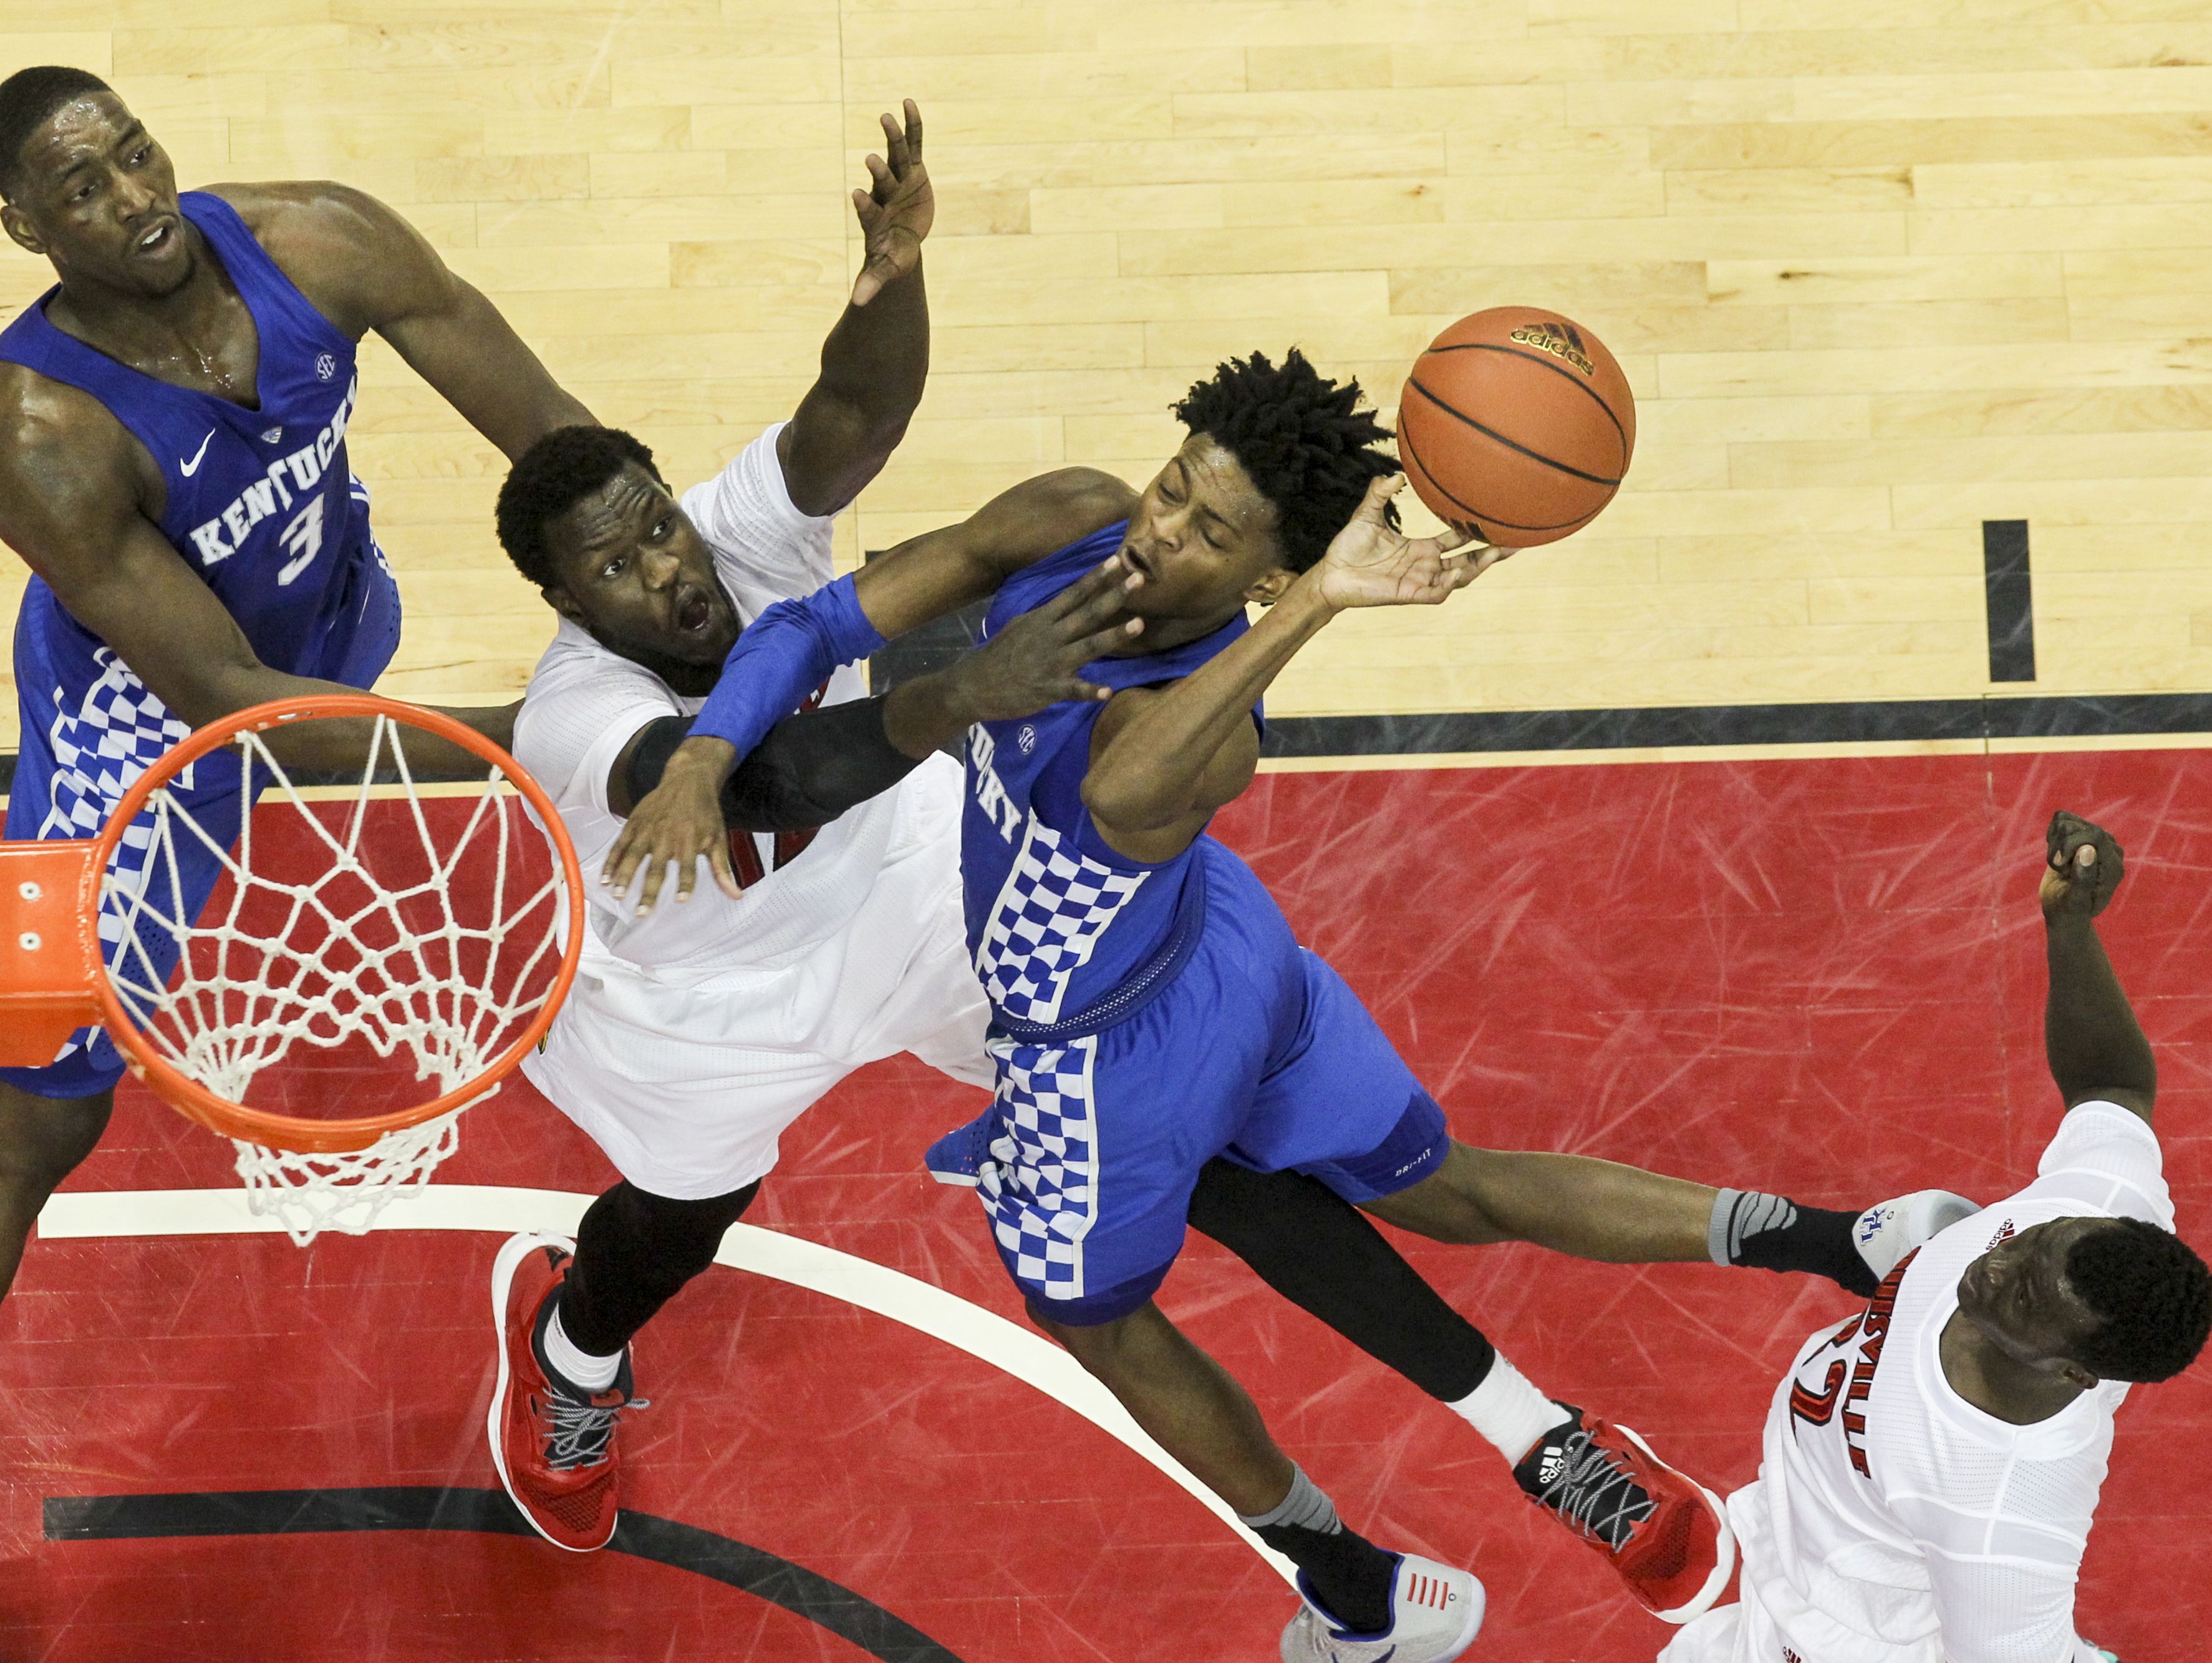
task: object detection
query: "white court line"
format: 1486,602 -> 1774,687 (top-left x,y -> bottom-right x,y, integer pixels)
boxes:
36,1184 -> 1297,1586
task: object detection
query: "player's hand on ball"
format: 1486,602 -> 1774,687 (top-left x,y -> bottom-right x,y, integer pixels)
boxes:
604,736 -> 744,913
850,99 -> 931,307
1311,474 -> 1517,612
949,554 -> 1142,723
2039,809 -> 2124,921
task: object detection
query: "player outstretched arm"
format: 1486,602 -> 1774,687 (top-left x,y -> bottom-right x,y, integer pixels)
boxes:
217,180 -> 594,461
2040,809 -> 2156,1125
606,557 -> 1141,909
1083,473 -> 1511,862
602,465 -> 1133,895
0,374 -> 506,775
775,100 -> 932,518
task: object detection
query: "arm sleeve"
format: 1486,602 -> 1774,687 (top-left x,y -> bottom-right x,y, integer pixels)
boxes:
686,577 -> 887,758
625,697 -> 921,833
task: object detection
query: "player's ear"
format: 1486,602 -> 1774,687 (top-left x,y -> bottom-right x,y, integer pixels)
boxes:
541,584 -> 586,627
1,203 -> 45,258
1244,566 -> 1298,607
2055,1357 -> 2101,1391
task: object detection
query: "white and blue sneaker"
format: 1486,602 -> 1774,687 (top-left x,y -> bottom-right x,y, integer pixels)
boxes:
1279,1553 -> 1484,1663
923,1108 -> 999,1187
1854,1189 -> 1982,1284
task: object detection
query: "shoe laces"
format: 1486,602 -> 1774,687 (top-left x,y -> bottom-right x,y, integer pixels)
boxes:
1537,1427 -> 1656,1551
540,1386 -> 648,1472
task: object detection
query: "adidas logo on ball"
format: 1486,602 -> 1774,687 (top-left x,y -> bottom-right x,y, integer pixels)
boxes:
1508,321 -> 1596,377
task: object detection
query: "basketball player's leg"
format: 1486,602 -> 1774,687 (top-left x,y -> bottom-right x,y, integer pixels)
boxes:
1255,954 -> 1963,1299
493,995 -> 843,1550
0,1081 -> 112,1298
1239,957 -> 1739,1623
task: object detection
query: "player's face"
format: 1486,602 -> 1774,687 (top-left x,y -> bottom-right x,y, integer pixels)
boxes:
1954,1216 -> 2107,1374
1,95 -> 193,298
541,463 -> 740,678
1121,436 -> 1296,628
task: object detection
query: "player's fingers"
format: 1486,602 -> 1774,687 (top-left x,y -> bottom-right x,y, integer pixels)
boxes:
1354,472 -> 1403,523
634,854 -> 669,917
1054,561 -> 1141,635
673,849 -> 701,904
1045,555 -> 1128,618
881,110 -> 909,175
904,99 -> 924,163
710,840 -> 744,900
1071,616 -> 1143,661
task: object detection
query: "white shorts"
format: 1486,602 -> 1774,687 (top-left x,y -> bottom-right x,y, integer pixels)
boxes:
1661,1601 -> 1788,1663
521,762 -> 992,1200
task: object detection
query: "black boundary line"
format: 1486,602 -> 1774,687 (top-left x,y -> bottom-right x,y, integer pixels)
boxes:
1256,691 -> 2212,759
1983,519 -> 2037,685
42,1487 -> 966,1663
1419,340 -> 1630,452
1403,375 -> 1621,488
7,694 -> 2210,786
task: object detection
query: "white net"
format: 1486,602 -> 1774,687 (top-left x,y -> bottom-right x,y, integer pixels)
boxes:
99,710 -> 573,1245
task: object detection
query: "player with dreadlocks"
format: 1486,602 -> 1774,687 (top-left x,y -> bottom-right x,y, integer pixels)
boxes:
607,348 -> 1972,1662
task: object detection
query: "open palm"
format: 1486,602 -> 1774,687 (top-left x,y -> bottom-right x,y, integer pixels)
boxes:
851,99 -> 932,307
1313,475 -> 1516,611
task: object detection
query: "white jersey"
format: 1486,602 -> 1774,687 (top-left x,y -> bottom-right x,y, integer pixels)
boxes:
1702,1101 -> 2171,1663
513,423 -> 889,988
510,423 -> 992,1201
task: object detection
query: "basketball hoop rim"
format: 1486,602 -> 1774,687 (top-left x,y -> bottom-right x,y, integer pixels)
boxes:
87,693 -> 585,1154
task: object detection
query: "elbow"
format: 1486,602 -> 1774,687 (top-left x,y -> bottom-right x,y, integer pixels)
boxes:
1079,769 -> 1165,836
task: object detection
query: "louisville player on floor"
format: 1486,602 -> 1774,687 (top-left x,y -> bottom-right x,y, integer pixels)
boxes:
1659,812 -> 2208,1663
0,67 -> 596,1301
608,346 -> 1976,1659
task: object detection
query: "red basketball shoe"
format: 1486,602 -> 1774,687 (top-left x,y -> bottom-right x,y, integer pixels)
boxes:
1512,1406 -> 1733,1623
488,1232 -> 645,1553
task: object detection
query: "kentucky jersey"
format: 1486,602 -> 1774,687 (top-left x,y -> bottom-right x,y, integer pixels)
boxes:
0,189 -> 400,1094
950,526 -> 1451,1323
960,520 -> 1245,1033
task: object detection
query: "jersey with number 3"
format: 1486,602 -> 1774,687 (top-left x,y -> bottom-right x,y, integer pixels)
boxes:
0,189 -> 390,705
1736,1101 -> 2173,1663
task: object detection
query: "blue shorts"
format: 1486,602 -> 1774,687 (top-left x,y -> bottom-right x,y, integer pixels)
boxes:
1,543 -> 400,1099
977,842 -> 1451,1324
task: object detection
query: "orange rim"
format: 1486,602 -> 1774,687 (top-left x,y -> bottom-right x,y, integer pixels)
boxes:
88,693 -> 585,1155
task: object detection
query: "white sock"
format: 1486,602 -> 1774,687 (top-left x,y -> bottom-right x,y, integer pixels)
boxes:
1446,1353 -> 1564,1467
541,1301 -> 622,1394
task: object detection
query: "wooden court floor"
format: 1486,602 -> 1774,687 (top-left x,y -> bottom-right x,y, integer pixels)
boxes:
2,2 -> 2210,740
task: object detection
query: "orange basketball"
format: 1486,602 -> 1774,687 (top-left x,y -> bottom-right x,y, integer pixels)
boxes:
1396,306 -> 1636,547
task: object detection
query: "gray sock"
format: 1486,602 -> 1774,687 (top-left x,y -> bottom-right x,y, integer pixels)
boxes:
1238,1461 -> 1342,1535
1709,1187 -> 1798,1268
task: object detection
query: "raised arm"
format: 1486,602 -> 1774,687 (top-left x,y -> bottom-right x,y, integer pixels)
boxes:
605,555 -> 1142,910
0,372 -> 508,773
774,100 -> 932,517
1083,474 -> 1510,863
2040,810 -> 2156,1125
220,181 -> 594,460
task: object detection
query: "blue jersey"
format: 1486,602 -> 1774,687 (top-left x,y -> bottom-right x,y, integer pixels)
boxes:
0,190 -> 400,1096
960,521 -> 1255,1033
0,190 -> 389,713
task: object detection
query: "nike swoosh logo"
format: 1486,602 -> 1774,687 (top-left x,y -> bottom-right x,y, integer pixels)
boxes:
178,430 -> 214,477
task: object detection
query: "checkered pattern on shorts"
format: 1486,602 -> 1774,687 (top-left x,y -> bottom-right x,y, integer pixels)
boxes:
27,650 -> 198,1064
977,1034 -> 1098,1300
974,816 -> 1146,1026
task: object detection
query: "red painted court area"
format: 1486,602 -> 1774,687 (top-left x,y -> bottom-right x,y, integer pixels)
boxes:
4,746 -> 2206,1662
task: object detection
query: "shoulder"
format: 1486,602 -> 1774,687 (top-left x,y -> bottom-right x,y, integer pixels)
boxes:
1002,467 -> 1136,543
203,181 -> 441,336
0,363 -> 150,506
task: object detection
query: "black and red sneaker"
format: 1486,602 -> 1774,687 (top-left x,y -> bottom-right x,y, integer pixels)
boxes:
1513,1405 -> 1733,1623
487,1232 -> 646,1553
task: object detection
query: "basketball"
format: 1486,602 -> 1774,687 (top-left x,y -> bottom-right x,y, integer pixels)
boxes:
1396,306 -> 1636,547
